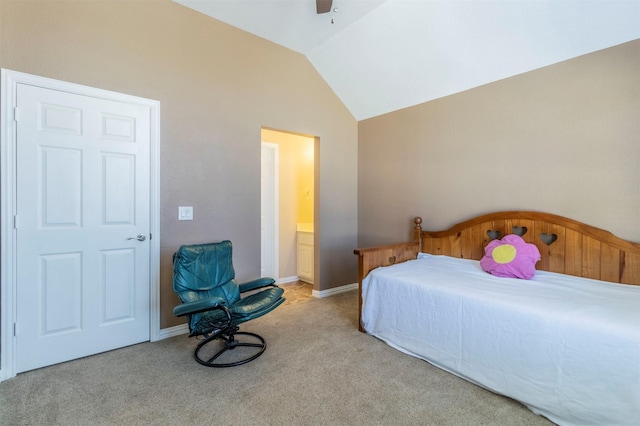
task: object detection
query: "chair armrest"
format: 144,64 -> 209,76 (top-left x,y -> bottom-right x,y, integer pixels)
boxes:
239,277 -> 276,293
173,297 -> 225,317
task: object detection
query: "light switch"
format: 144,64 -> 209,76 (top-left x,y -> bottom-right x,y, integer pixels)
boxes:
178,206 -> 193,221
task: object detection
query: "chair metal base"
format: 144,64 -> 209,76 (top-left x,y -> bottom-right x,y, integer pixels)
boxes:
194,330 -> 266,368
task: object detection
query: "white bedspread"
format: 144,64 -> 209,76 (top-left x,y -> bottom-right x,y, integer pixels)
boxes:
361,254 -> 640,426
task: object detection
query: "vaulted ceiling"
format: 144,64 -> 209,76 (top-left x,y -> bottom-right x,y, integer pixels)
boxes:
174,0 -> 640,120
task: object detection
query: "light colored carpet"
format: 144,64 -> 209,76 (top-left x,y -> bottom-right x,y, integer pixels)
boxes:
0,290 -> 553,425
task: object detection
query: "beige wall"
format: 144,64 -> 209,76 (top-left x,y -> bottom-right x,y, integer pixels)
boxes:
1,0 -> 358,329
261,128 -> 314,280
358,40 -> 640,247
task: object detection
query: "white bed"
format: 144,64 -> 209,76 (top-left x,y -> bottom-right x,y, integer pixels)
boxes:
355,211 -> 640,426
362,254 -> 640,426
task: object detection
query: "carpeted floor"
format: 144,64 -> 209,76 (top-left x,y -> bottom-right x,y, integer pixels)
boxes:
0,288 -> 553,425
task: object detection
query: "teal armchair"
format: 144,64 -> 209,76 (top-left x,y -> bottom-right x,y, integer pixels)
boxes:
173,241 -> 285,367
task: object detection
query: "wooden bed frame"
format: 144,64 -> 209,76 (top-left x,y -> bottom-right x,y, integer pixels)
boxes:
354,211 -> 640,332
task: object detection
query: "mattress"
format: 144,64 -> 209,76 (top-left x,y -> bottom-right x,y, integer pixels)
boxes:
361,254 -> 640,426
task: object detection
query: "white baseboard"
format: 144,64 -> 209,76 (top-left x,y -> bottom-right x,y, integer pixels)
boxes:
158,323 -> 188,340
276,276 -> 300,285
312,282 -> 358,298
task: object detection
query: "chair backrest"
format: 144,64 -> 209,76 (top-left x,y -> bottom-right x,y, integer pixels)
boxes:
173,241 -> 241,306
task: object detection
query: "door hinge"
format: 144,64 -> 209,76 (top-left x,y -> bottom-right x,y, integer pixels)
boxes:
13,322 -> 17,336
13,214 -> 18,229
13,107 -> 20,122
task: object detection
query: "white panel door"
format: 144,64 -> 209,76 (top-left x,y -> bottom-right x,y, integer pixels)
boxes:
260,142 -> 278,279
15,83 -> 151,373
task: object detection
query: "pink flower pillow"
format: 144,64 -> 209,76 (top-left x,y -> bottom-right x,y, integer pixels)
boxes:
480,234 -> 541,279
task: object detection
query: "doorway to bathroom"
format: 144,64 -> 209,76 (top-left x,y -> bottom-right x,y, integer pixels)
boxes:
260,128 -> 315,286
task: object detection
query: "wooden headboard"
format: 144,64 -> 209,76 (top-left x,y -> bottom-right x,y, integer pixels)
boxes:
354,211 -> 640,331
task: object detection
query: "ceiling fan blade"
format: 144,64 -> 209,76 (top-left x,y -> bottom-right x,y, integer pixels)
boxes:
316,0 -> 332,14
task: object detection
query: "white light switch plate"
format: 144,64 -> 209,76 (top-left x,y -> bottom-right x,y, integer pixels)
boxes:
178,206 -> 193,221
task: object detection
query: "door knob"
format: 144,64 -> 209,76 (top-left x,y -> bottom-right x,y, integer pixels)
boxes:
127,234 -> 146,242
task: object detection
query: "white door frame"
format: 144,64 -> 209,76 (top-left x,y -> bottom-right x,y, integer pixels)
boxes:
0,69 -> 161,382
261,142 -> 279,280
